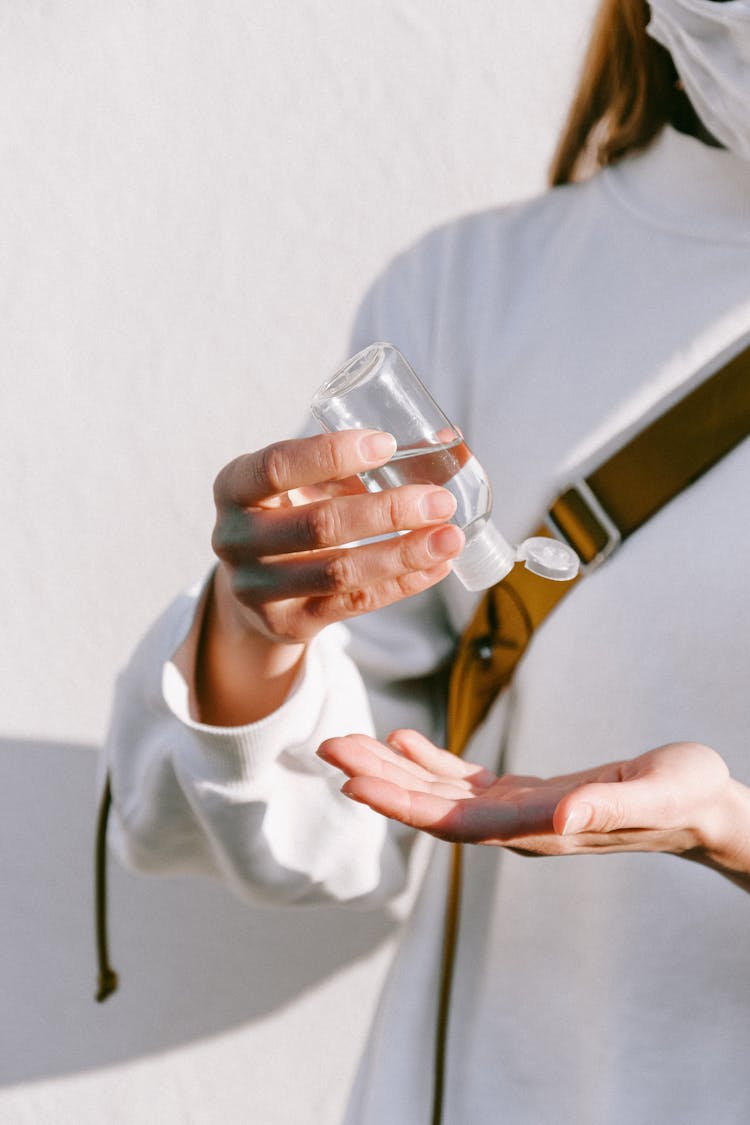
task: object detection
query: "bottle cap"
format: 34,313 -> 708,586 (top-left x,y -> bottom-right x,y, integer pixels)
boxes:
451,521 -> 517,591
517,536 -> 580,581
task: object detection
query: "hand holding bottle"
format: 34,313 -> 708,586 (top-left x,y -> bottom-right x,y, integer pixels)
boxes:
196,429 -> 465,724
311,344 -> 579,589
210,428 -> 465,643
198,342 -> 577,724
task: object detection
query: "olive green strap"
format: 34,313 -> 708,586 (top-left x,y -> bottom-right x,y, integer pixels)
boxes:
450,336 -> 750,756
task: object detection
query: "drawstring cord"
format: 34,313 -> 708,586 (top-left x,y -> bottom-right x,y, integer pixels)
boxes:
95,773 -> 118,1001
430,842 -> 464,1125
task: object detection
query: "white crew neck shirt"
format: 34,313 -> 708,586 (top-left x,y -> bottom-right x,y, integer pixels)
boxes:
106,126 -> 750,1124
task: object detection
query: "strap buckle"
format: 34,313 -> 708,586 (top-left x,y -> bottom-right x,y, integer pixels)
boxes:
545,478 -> 622,575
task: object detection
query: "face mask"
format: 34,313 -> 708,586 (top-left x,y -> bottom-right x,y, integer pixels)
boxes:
647,0 -> 750,160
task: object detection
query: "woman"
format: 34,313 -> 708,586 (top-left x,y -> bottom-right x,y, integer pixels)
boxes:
105,1 -> 750,1121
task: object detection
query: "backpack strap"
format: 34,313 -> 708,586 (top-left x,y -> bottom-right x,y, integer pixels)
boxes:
449,335 -> 750,756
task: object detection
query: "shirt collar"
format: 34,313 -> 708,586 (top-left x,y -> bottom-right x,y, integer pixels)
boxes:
601,124 -> 750,243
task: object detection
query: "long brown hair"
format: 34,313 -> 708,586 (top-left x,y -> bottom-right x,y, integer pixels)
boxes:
549,0 -> 703,186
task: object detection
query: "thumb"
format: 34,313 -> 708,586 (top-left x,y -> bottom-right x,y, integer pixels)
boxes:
553,775 -> 675,837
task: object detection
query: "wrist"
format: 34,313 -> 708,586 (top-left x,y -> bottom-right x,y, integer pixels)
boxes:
692,777 -> 750,888
196,567 -> 306,725
213,564 -> 305,672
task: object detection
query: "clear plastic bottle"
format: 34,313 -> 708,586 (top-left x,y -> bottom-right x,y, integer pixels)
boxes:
310,343 -> 579,591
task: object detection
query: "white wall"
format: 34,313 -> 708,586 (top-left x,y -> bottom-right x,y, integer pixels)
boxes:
1,3 -> 597,1122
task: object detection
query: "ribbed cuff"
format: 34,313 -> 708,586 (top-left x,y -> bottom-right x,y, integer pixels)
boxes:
162,637 -> 327,783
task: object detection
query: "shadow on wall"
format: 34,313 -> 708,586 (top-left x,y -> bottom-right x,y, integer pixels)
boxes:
0,737 -> 397,1086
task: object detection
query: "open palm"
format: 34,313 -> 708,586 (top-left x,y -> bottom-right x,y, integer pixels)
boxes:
318,729 -> 732,857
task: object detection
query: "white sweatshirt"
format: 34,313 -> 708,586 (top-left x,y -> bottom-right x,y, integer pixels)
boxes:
105,126 -> 750,1125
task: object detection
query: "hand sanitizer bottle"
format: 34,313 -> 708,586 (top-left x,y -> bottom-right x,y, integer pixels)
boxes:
310,343 -> 579,591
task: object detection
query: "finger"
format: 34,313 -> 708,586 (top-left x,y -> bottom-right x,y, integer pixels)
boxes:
319,733 -> 423,779
246,559 -> 456,641
303,559 -> 458,630
342,777 -> 465,836
342,772 -> 587,846
319,736 -> 472,798
320,733 -> 438,782
334,732 -> 475,791
553,773 -> 680,837
341,777 -> 532,844
220,484 -> 457,559
215,431 -> 397,507
231,524 -> 464,604
387,729 -> 496,788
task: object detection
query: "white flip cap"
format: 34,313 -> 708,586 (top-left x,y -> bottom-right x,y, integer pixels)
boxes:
516,536 -> 580,582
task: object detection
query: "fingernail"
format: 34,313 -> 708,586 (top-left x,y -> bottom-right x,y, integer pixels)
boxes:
428,525 -> 464,558
562,804 -> 593,836
420,490 -> 457,521
359,431 -> 397,463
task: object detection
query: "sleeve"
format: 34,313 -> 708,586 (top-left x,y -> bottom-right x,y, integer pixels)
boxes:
102,236 -> 460,909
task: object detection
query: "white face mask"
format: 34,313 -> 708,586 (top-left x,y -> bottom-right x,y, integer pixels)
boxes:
647,0 -> 750,160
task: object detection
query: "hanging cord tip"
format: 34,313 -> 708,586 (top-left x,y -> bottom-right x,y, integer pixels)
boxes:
95,774 -> 120,1003
96,968 -> 119,1003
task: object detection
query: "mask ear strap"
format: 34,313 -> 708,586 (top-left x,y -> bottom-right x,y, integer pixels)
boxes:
95,774 -> 118,1002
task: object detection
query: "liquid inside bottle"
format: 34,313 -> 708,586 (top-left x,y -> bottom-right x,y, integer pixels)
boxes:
311,343 -> 580,591
360,436 -> 516,589
360,437 -> 488,532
